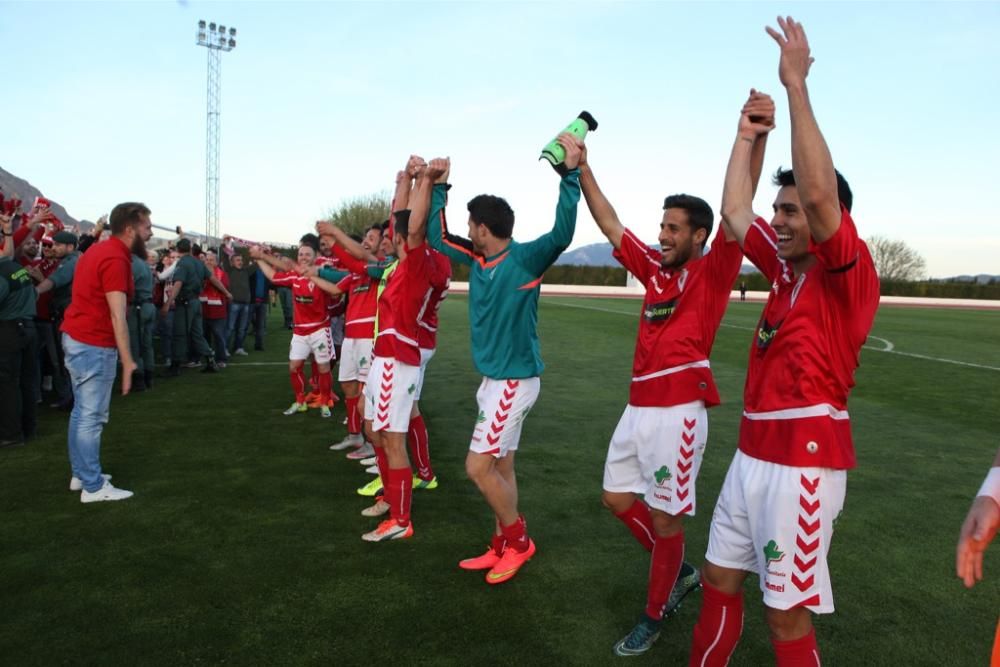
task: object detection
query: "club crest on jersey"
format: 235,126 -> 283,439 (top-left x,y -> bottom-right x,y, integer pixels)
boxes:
756,318 -> 781,350
644,299 -> 677,323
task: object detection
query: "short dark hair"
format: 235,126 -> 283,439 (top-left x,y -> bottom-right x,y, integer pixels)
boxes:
349,233 -> 363,243
662,194 -> 714,247
299,233 -> 320,253
109,202 -> 150,235
366,223 -> 384,237
773,167 -> 853,213
467,195 -> 514,240
176,238 -> 192,253
393,210 -> 410,239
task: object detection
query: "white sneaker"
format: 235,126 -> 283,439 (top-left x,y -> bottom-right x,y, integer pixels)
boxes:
329,434 -> 363,451
346,442 -> 375,460
361,499 -> 390,517
234,348 -> 249,356
80,480 -> 134,504
359,456 -> 377,466
70,473 -> 111,491
364,465 -> 379,475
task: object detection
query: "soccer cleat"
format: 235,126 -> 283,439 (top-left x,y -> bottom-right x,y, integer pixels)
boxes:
357,476 -> 383,497
80,480 -> 134,504
364,465 -> 379,475
413,476 -> 438,490
329,434 -> 363,451
663,562 -> 701,617
69,473 -> 111,491
361,499 -> 390,517
346,442 -> 375,460
283,402 -> 307,415
362,519 -> 413,542
183,361 -> 201,368
358,456 -> 377,466
320,405 -> 332,419
485,538 -> 536,585
612,614 -> 662,657
234,348 -> 248,356
459,547 -> 503,571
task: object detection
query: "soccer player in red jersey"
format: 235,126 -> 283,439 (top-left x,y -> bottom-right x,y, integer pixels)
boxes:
577,92 -> 772,656
688,18 -> 880,666
250,242 -> 338,419
354,158 -> 451,542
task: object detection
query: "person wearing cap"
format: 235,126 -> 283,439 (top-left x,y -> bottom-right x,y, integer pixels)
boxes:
162,237 -> 231,375
126,245 -> 157,391
0,212 -> 39,448
61,202 -> 152,502
35,230 -> 80,409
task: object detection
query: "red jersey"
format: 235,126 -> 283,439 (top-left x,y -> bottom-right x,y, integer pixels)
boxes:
200,266 -> 229,320
61,237 -> 133,348
614,227 -> 742,408
739,207 -> 879,470
416,248 -> 452,350
270,271 -> 331,336
373,241 -> 450,366
316,255 -> 347,317
333,245 -> 379,340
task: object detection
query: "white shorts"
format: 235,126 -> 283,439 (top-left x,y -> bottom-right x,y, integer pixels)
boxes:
603,401 -> 707,516
289,328 -> 334,364
705,450 -> 847,614
329,315 -> 345,346
338,337 -> 374,383
363,356 -> 420,433
469,377 -> 540,458
413,347 -> 435,400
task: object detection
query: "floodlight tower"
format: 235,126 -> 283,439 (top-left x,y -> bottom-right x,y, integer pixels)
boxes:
195,20 -> 237,242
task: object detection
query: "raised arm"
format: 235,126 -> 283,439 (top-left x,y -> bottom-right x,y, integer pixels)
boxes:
408,158 -> 448,247
425,174 -> 475,265
720,90 -> 776,246
0,214 -> 13,257
577,140 -> 624,250
315,222 -> 379,264
249,247 -> 279,281
307,272 -> 345,298
767,16 -> 842,243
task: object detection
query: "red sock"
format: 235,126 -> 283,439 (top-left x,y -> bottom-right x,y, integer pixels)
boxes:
645,531 -> 685,620
407,415 -> 433,481
318,371 -> 332,404
690,579 -> 744,667
346,396 -> 361,434
772,628 -> 820,667
290,368 -> 306,403
491,533 -> 507,556
386,466 -> 412,526
309,359 -> 319,391
501,515 -> 529,553
374,445 -> 389,482
615,499 -> 655,552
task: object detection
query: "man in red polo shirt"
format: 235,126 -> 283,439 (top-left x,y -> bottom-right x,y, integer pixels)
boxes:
61,202 -> 152,503
688,18 -> 879,665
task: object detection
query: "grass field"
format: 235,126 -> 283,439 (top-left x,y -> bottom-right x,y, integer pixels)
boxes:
2,297 -> 998,665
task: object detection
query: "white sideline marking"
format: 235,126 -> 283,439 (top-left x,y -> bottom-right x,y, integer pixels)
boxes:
545,299 -> 1000,372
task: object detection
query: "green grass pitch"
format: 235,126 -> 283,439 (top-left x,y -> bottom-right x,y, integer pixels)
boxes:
2,297 -> 997,665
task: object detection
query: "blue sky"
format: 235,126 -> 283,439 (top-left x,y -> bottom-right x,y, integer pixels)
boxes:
3,1 -> 998,277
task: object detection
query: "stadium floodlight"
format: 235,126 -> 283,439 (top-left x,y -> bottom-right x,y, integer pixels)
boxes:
229,27 -> 236,36
195,21 -> 237,243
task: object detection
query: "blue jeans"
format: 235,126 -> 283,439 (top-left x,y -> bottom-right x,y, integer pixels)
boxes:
62,333 -> 117,493
205,317 -> 229,362
252,301 -> 268,350
226,302 -> 250,351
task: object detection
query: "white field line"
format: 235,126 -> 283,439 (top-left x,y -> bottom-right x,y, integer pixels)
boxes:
544,299 -> 1000,372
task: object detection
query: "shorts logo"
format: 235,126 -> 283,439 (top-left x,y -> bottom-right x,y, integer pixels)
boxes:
359,356 -> 368,367
764,540 -> 785,564
643,299 -> 677,323
407,383 -> 416,395
476,410 -> 486,424
654,465 -> 672,487
318,343 -> 327,351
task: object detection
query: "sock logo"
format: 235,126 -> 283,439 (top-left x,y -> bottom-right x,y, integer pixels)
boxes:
764,539 -> 785,564
654,465 -> 672,486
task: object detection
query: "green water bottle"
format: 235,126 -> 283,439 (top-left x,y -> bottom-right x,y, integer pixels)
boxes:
540,111 -> 598,175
